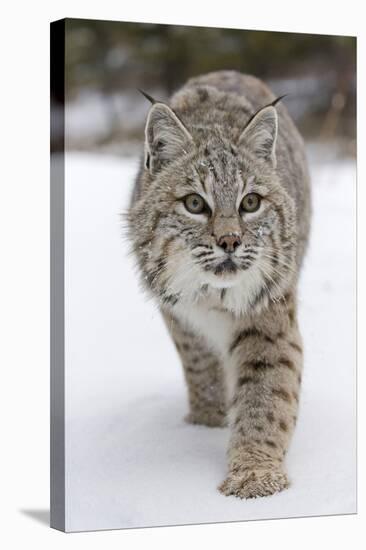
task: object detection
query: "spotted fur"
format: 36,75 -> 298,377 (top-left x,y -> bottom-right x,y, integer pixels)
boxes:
127,71 -> 311,499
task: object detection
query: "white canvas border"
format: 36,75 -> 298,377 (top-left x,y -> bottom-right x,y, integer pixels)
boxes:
0,0 -> 363,548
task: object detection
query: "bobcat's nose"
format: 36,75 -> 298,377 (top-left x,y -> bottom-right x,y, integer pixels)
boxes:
217,233 -> 242,253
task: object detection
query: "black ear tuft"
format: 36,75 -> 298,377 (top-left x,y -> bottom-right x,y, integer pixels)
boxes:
138,89 -> 158,105
244,95 -> 288,129
270,94 -> 288,107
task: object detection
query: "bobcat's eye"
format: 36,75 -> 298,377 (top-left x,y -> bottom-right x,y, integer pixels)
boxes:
184,193 -> 206,214
240,193 -> 261,213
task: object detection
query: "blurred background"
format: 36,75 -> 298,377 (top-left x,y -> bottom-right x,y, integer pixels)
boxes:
62,18 -> 356,158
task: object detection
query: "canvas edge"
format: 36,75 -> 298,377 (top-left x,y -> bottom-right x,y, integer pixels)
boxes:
50,18 -> 66,533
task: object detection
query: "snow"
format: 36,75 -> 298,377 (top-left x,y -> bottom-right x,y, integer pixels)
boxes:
63,151 -> 356,532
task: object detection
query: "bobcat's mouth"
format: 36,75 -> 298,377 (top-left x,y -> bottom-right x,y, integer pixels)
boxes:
213,258 -> 238,276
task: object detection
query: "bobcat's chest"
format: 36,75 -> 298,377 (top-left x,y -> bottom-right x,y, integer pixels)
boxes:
173,299 -> 236,358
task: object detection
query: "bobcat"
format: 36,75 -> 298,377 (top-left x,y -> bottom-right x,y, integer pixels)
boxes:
128,70 -> 311,498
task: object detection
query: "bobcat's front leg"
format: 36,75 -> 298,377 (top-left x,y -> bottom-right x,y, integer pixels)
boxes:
163,312 -> 227,427
220,296 -> 302,498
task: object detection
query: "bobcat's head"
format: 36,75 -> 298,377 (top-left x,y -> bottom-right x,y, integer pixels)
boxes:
128,93 -> 297,316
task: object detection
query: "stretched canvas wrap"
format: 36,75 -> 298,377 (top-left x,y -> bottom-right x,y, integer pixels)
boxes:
50,18 -> 357,532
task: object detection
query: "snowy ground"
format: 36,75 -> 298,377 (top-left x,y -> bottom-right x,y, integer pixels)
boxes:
64,151 -> 356,532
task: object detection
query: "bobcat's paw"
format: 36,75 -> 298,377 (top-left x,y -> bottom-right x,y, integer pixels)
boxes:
219,468 -> 290,499
184,411 -> 227,428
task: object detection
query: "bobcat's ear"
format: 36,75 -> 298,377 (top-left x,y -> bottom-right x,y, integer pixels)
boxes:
144,103 -> 193,175
238,105 -> 278,167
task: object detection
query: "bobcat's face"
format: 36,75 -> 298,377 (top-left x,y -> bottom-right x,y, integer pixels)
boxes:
129,101 -> 297,315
